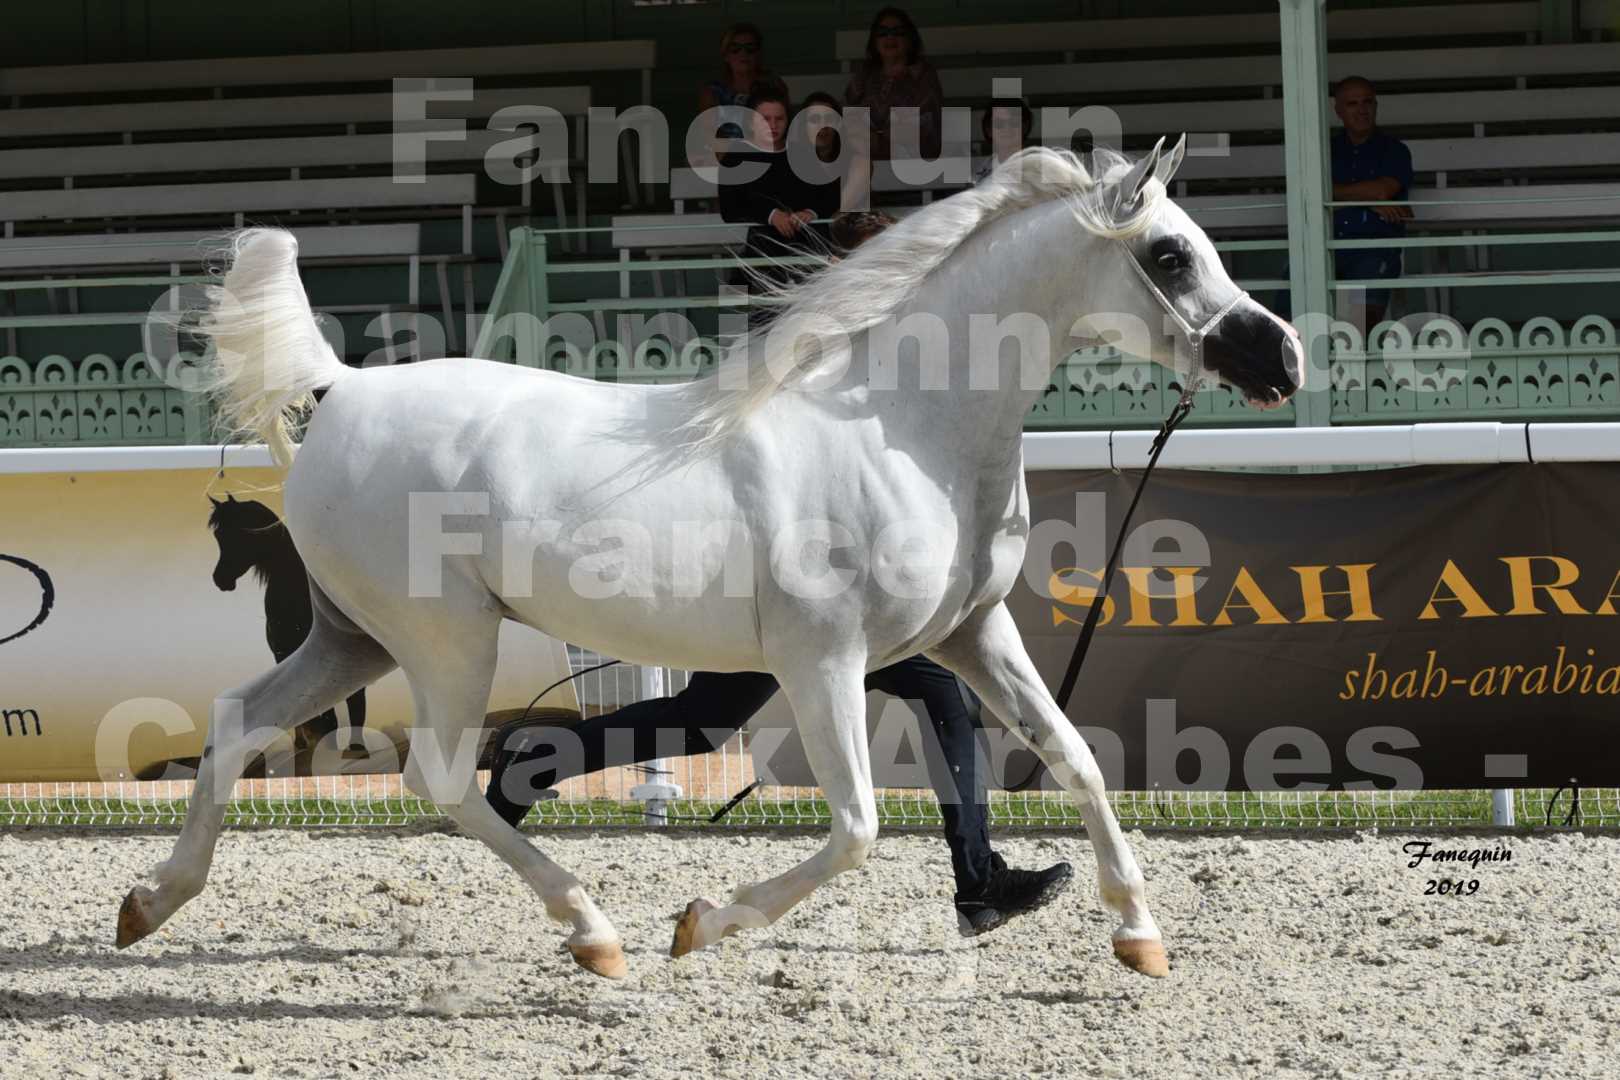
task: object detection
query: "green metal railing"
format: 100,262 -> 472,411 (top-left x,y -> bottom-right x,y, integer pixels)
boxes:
0,352 -> 210,446
3,213 -> 1618,449
0,261 -> 212,446
469,220 -> 1620,431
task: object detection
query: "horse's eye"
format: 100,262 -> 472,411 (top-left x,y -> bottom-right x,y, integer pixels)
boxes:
1156,252 -> 1188,272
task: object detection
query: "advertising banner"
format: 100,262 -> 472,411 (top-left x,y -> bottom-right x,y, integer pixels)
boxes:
9,455 -> 1617,793
1008,462 -> 1620,791
0,462 -> 575,783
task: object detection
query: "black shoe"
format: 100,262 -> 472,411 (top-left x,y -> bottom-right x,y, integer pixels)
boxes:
483,714 -> 577,827
955,854 -> 1074,938
485,743 -> 561,828
487,772 -> 559,828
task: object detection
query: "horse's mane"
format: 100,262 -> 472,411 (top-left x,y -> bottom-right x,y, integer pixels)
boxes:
669,145 -> 1163,451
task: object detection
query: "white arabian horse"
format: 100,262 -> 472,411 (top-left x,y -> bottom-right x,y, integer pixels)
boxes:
117,140 -> 1301,980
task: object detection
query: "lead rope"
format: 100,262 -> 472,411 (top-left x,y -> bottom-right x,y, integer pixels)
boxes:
1545,779 -> 1581,828
1005,385 -> 1198,794
1053,386 -> 1197,713
1049,245 -> 1239,710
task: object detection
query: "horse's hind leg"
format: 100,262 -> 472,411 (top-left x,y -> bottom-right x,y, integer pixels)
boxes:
391,611 -> 625,979
117,587 -> 397,948
928,602 -> 1167,978
672,658 -> 876,957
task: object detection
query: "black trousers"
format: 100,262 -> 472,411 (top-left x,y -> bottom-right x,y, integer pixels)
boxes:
486,656 -> 996,897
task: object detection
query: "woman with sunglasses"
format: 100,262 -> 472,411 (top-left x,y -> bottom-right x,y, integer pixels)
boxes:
843,7 -> 943,162
699,23 -> 789,152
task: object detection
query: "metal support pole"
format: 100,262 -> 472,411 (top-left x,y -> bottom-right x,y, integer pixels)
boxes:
629,664 -> 681,823
1491,789 -> 1515,827
1539,0 -> 1575,43
529,230 -> 550,336
1278,0 -> 1334,428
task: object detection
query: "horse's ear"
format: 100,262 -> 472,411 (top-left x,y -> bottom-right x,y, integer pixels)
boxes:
1121,136 -> 1165,209
1154,133 -> 1187,187
226,493 -> 237,503
208,495 -> 222,507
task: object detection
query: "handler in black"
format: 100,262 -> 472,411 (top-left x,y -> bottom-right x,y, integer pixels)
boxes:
486,657 -> 1073,936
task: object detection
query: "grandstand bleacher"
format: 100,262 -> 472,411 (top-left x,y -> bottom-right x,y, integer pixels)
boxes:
0,40 -> 656,103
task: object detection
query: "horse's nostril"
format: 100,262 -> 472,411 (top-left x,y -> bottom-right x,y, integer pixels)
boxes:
1282,338 -> 1303,389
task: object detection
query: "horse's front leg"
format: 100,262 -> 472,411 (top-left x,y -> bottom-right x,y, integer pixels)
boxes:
928,602 -> 1168,977
671,658 -> 875,957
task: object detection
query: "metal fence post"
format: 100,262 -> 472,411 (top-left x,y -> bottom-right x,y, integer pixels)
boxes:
529,229 -> 550,332
629,664 -> 681,823
1278,0 -> 1334,428
1491,789 -> 1515,827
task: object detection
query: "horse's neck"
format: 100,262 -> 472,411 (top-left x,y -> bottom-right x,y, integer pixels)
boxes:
252,546 -> 306,594
853,202 -> 1095,462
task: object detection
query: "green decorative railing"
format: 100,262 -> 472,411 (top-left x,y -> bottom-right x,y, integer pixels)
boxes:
1329,315 -> 1620,420
3,229 -> 1607,446
0,352 -> 211,447
1030,347 -> 1297,428
470,226 -> 1620,431
4,212 -> 1620,448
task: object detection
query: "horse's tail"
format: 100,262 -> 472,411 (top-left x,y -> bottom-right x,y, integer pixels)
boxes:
192,228 -> 349,467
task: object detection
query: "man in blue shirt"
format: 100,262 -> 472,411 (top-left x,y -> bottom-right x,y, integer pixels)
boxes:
1330,75 -> 1414,328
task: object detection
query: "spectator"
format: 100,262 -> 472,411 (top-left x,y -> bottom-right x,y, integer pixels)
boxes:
1330,75 -> 1414,328
800,91 -> 845,165
844,7 -> 944,162
976,96 -> 1034,182
718,86 -> 840,300
698,23 -> 789,158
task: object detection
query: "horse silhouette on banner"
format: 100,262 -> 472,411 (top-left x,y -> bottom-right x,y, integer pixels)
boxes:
208,494 -> 368,762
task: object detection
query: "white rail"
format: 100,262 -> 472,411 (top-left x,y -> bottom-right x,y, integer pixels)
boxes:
7,422 -> 1620,477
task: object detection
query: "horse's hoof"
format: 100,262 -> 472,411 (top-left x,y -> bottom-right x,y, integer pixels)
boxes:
670,898 -> 718,958
567,941 -> 628,980
116,888 -> 154,949
1112,937 -> 1169,978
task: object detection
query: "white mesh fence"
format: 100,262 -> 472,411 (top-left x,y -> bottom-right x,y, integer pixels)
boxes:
5,770 -> 1612,829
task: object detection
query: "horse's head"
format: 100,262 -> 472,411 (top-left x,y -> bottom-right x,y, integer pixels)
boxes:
1083,137 -> 1303,409
206,494 -> 282,591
